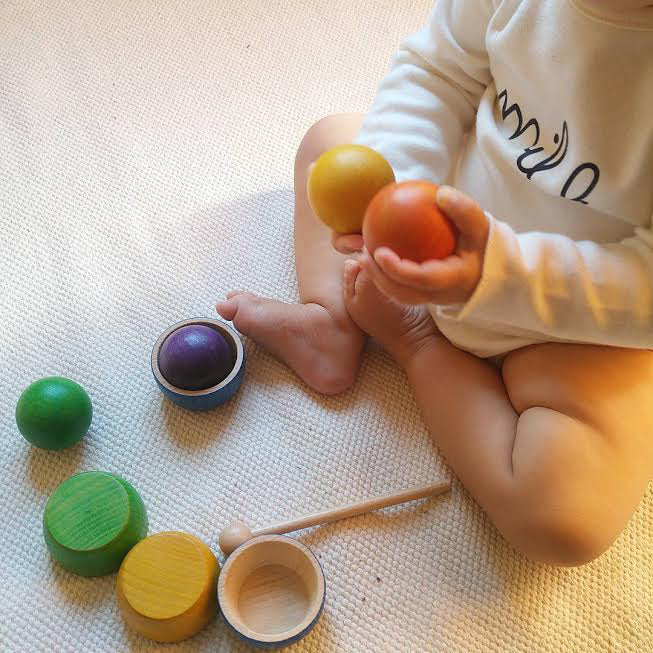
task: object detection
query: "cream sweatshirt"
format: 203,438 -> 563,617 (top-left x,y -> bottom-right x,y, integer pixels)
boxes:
356,0 -> 653,357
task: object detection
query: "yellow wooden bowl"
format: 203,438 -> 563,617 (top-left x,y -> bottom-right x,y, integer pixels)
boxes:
116,532 -> 219,642
218,535 -> 325,649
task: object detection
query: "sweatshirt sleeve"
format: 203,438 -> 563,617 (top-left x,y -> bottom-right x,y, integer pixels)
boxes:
437,214 -> 653,349
355,0 -> 496,183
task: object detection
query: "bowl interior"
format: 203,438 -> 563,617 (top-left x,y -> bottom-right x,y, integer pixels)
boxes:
219,536 -> 324,644
152,319 -> 243,396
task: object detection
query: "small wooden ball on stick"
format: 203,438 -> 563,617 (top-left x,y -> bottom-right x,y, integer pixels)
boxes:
219,521 -> 252,555
219,480 -> 450,556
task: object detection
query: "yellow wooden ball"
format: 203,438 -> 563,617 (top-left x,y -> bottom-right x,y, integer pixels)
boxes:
116,532 -> 219,643
307,144 -> 395,234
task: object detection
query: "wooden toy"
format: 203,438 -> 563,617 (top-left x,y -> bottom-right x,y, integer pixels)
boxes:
217,482 -> 448,647
116,532 -> 219,643
219,480 -> 451,556
363,181 -> 458,262
152,318 -> 245,411
307,144 -> 395,234
159,324 -> 232,390
218,535 -> 325,649
43,471 -> 148,576
16,376 -> 92,450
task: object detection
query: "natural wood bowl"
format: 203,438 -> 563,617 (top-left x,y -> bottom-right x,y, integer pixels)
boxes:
218,535 -> 325,649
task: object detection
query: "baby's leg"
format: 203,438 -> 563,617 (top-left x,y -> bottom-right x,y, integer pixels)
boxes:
217,114 -> 366,394
345,264 -> 653,565
498,344 -> 653,563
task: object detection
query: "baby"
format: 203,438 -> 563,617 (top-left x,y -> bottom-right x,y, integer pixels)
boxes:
217,0 -> 653,565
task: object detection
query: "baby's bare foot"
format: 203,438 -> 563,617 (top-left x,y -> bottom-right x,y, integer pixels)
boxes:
216,292 -> 364,395
342,260 -> 440,366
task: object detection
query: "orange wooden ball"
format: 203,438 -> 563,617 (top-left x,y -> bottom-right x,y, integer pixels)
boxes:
362,181 -> 457,262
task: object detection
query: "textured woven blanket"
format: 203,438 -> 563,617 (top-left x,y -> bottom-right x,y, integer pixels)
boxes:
1,1 -> 651,651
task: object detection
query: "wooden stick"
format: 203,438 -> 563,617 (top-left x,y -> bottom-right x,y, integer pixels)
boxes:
251,480 -> 450,538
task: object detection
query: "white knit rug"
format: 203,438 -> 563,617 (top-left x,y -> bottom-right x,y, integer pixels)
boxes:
1,1 -> 651,651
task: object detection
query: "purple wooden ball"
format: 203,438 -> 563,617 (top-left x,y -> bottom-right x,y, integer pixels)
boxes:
158,324 -> 233,391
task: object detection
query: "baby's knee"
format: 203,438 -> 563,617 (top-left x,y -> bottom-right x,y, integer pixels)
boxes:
495,419 -> 620,566
295,113 -> 364,170
504,507 -> 613,567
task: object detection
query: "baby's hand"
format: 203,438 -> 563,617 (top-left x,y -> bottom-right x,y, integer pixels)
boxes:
356,186 -> 489,305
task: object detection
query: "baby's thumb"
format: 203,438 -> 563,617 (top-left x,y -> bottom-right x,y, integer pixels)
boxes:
436,186 -> 489,247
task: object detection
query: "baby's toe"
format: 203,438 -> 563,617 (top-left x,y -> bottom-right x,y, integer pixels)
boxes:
353,267 -> 377,299
343,260 -> 361,302
215,297 -> 238,321
226,289 -> 250,300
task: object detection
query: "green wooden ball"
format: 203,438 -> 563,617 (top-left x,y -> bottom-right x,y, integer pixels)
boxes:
16,377 -> 92,450
43,471 -> 148,576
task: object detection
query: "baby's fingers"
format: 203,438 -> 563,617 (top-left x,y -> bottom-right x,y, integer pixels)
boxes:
359,252 -> 433,305
437,186 -> 489,249
374,247 -> 468,292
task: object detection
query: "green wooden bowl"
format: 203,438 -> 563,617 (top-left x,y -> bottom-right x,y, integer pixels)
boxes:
43,471 -> 148,576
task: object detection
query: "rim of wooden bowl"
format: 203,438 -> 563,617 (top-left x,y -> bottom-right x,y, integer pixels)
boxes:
151,318 -> 244,396
217,535 -> 325,645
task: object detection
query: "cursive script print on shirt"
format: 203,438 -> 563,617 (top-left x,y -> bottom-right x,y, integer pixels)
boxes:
497,89 -> 600,206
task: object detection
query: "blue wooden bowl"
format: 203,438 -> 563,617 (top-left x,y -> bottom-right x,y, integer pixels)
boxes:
151,318 -> 245,411
217,535 -> 325,649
